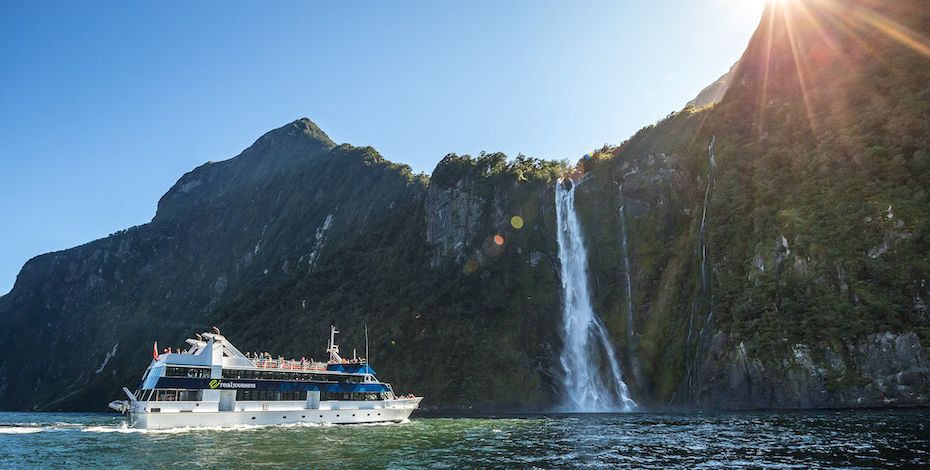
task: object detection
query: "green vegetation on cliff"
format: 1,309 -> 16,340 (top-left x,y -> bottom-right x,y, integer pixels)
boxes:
571,0 -> 930,406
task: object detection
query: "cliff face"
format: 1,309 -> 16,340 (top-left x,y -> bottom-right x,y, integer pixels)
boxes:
1,0 -> 928,411
0,120 -> 433,409
571,0 -> 930,407
0,131 -> 568,411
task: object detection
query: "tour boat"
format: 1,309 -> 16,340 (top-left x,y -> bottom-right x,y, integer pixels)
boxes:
108,326 -> 422,429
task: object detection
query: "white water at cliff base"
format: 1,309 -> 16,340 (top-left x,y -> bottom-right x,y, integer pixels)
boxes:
555,179 -> 636,412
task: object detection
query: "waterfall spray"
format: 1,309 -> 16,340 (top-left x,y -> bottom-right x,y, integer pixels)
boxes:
555,179 -> 635,412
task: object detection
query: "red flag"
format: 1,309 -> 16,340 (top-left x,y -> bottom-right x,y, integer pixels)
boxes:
153,340 -> 158,359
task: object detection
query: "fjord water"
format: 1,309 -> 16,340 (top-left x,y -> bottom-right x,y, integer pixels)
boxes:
2,411 -> 929,468
555,179 -> 635,412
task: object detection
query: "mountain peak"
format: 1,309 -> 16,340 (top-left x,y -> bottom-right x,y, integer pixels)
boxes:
257,117 -> 335,149
153,118 -> 337,222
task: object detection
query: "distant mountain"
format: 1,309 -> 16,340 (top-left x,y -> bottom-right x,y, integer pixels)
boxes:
686,61 -> 737,109
1,0 -> 928,411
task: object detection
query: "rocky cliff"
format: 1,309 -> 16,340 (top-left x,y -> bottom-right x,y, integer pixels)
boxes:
570,0 -> 930,407
1,0 -> 928,411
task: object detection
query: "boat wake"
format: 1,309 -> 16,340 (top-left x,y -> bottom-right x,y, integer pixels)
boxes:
0,426 -> 44,434
81,418 -> 410,434
0,418 -> 410,435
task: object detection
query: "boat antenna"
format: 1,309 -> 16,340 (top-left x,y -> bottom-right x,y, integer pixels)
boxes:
365,323 -> 370,365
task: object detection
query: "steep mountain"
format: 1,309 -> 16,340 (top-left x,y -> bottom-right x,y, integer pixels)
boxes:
0,119 -> 567,411
574,0 -> 930,407
1,0 -> 928,411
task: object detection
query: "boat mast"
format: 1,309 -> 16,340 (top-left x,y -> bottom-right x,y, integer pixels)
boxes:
326,325 -> 343,363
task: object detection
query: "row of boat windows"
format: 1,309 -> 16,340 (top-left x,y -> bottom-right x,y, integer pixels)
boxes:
136,389 -> 389,402
235,391 -> 388,401
135,389 -> 203,402
221,369 -> 366,383
164,367 -> 211,378
320,392 -> 386,401
162,366 -> 368,384
236,390 -> 307,401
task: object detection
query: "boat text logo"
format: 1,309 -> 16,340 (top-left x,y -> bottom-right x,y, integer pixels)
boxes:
208,379 -> 256,389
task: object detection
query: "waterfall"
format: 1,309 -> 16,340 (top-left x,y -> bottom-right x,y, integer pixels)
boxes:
701,135 -> 716,324
685,136 -> 717,394
618,194 -> 634,343
555,179 -> 636,412
618,189 -> 644,388
700,135 -> 716,302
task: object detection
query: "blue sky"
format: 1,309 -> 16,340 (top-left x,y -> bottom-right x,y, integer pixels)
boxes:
0,0 -> 764,295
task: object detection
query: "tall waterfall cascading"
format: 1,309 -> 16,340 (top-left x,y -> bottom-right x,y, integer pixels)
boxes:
701,135 -> 717,325
618,189 -> 644,387
685,135 -> 718,394
555,179 -> 636,412
618,190 -> 634,344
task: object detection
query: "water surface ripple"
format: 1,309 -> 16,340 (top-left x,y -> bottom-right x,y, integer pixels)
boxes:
1,410 -> 928,468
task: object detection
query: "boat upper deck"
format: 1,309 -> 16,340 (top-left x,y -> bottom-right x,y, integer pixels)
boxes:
246,356 -> 374,374
151,327 -> 377,377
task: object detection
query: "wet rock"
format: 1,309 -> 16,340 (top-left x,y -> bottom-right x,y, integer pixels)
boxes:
424,179 -> 485,267
693,331 -> 930,409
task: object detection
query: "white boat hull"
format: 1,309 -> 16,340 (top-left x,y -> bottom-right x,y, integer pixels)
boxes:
128,398 -> 422,430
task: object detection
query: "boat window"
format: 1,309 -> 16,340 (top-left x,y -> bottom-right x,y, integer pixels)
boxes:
320,392 -> 382,401
235,390 -> 307,401
178,390 -> 203,401
165,366 -> 210,378
281,391 -> 305,401
219,369 -> 338,383
151,389 -> 201,401
222,369 -> 267,379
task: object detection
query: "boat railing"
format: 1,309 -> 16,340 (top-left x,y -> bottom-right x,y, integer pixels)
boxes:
249,358 -> 328,371
248,357 -> 369,371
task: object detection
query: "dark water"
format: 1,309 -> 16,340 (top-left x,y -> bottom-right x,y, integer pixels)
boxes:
1,410 -> 928,468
